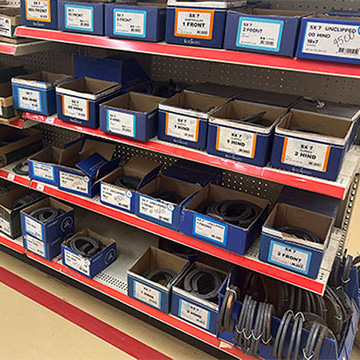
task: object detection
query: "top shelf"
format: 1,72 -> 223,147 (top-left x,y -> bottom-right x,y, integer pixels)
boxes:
15,26 -> 360,78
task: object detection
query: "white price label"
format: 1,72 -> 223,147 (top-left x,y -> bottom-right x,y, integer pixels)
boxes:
25,215 -> 42,240
63,95 -> 89,121
33,162 -> 54,181
36,183 -> 44,191
65,5 -> 93,31
64,248 -> 90,276
302,21 -> 360,59
281,137 -> 331,172
59,172 -> 89,194
107,110 -> 135,137
101,184 -> 131,210
134,281 -> 161,309
139,196 -> 173,224
45,115 -> 55,124
25,234 -> 45,257
18,88 -> 41,112
179,299 -> 210,329
0,217 -> 11,236
175,9 -> 214,39
114,9 -> 146,38
166,113 -> 199,142
7,173 -> 15,181
194,216 -> 226,244
25,0 -> 51,22
0,17 -> 12,37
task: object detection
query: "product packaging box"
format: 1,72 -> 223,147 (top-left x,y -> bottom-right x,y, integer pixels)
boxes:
105,2 -> 167,42
207,100 -> 287,166
135,175 -> 202,231
158,91 -> 228,149
0,7 -> 21,39
62,228 -> 117,279
100,156 -> 162,213
99,92 -> 165,141
23,233 -> 64,260
128,246 -> 190,313
20,0 -> 58,29
56,77 -> 122,128
165,0 -> 246,48
259,203 -> 333,279
270,109 -> 353,181
187,82 -> 244,99
12,72 -> 73,115
0,179 -> 17,195
180,184 -> 269,255
0,82 -> 15,119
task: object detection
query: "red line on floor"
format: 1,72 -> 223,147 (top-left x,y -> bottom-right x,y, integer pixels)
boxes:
0,266 -> 172,360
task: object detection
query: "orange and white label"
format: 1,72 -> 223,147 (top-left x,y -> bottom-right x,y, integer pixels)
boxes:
174,9 -> 214,39
25,0 -> 51,22
62,95 -> 89,121
165,112 -> 199,142
281,137 -> 331,172
216,127 -> 257,158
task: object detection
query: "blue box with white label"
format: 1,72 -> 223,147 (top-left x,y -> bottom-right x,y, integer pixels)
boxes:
224,9 -> 309,57
23,233 -> 64,260
99,92 -> 165,141
128,247 -> 190,313
207,100 -> 287,167
135,175 -> 202,231
61,228 -> 117,279
20,0 -> 58,29
105,2 -> 166,42
259,203 -> 333,279
20,197 -> 74,244
270,109 -> 353,181
12,72 -> 72,115
180,184 -> 269,255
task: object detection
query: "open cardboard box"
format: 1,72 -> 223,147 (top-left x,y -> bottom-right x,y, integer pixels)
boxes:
0,7 -> 21,38
0,82 -> 15,119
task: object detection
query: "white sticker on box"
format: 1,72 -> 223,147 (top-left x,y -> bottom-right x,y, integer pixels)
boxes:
26,234 -> 45,257
7,173 -> 14,181
281,137 -> 331,172
216,127 -> 257,158
63,95 -> 89,121
114,9 -> 146,38
107,110 -> 135,137
64,248 -> 90,276
59,172 -> 89,194
194,216 -> 226,245
302,21 -> 360,59
0,217 -> 11,236
134,281 -> 161,309
25,0 -> 51,22
236,17 -> 283,51
0,17 -> 12,37
25,216 -> 42,239
179,299 -> 210,329
166,113 -> 199,142
18,88 -> 41,112
101,184 -> 131,210
139,196 -> 173,224
33,162 -> 54,181
175,9 -> 214,39
65,5 -> 93,31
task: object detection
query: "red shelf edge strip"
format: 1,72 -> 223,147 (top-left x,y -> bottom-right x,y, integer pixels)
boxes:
0,235 -> 26,254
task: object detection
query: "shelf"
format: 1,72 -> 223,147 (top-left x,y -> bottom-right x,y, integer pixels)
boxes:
0,118 -> 36,129
22,111 -> 360,199
0,39 -> 55,56
0,234 -> 25,254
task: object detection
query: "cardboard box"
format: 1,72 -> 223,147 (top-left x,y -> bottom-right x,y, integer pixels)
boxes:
207,100 -> 287,166
165,0 -> 246,49
99,92 -> 165,141
0,179 -> 17,195
0,82 -> 15,119
23,233 -> 63,260
20,0 -> 58,29
127,247 -> 190,313
0,7 -> 21,38
12,72 -> 73,115
105,2 -> 167,42
135,175 -> 202,231
180,184 -> 269,255
56,77 -> 122,128
62,228 -> 117,279
21,197 -> 74,243
270,109 -> 353,181
187,82 -> 244,98
100,157 -> 162,213
158,91 -> 228,149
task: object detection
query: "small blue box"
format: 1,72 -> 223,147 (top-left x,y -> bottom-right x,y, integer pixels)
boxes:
20,0 -> 58,29
127,247 -> 190,313
56,77 -> 122,128
165,0 -> 246,48
100,157 -> 162,213
62,228 -> 117,279
23,233 -> 65,260
270,109 -> 353,181
135,175 -> 202,231
224,9 -> 309,57
105,2 -> 167,42
99,92 -> 165,141
180,184 -> 269,255
158,91 -> 227,149
12,72 -> 72,115
21,197 -> 74,243
207,100 -> 287,167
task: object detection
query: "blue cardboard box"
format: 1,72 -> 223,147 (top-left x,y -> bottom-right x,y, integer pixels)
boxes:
105,2 -> 167,42
165,0 -> 246,48
20,0 -> 58,29
270,109 -> 353,181
61,228 -> 117,279
207,100 -> 287,167
12,72 -> 72,115
99,92 -> 165,141
259,203 -> 334,279
21,197 -> 74,243
127,246 -> 190,313
224,9 -> 310,57
135,175 -> 202,231
180,184 -> 269,255
23,233 -> 65,260
56,77 -> 122,128
100,157 -> 162,213
158,91 -> 227,149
